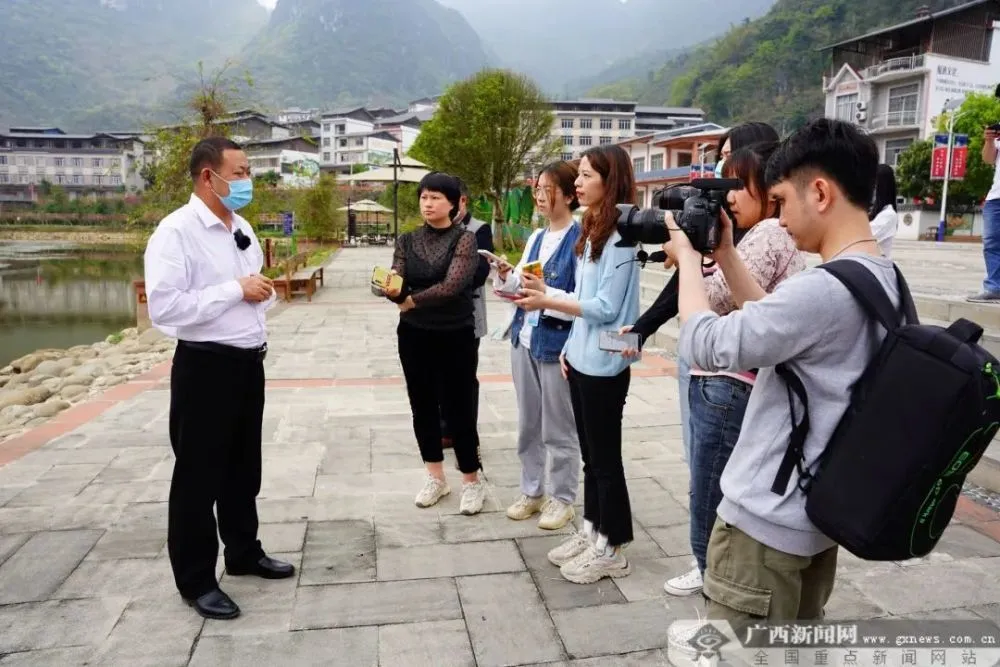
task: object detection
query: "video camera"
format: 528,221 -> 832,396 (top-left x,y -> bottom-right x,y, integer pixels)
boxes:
614,178 -> 743,257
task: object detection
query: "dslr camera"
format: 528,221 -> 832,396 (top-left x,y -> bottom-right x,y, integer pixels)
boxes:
615,178 -> 742,254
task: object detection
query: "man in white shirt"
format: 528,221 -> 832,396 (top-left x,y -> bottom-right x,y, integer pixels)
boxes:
969,120 -> 1000,302
144,137 -> 294,621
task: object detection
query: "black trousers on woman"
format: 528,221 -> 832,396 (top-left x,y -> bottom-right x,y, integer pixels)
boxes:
567,363 -> 634,547
167,341 -> 267,600
397,321 -> 482,473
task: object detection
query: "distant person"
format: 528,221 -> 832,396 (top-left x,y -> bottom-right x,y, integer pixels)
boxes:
440,178 -> 493,450
381,172 -> 487,514
969,114 -> 1000,302
494,160 -> 582,531
144,137 -> 294,621
869,164 -> 899,258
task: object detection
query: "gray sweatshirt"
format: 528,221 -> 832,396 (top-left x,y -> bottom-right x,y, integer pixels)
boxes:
678,254 -> 900,556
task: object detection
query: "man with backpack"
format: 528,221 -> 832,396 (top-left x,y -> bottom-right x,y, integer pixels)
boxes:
665,119 -> 898,628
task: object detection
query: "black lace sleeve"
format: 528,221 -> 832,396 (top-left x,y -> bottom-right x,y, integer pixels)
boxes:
631,270 -> 679,344
386,234 -> 409,304
411,231 -> 478,306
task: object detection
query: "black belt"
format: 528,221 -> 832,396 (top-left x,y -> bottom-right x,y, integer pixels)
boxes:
538,315 -> 571,332
178,340 -> 267,362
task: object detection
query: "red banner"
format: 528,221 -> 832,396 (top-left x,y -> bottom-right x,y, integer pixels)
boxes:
930,134 -> 949,180
950,134 -> 969,180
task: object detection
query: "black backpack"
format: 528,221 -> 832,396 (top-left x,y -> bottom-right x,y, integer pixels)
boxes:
771,259 -> 1000,561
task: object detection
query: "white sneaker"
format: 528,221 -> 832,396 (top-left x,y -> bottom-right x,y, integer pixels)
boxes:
506,494 -> 545,521
547,531 -> 591,567
560,545 -> 631,584
460,480 -> 486,515
537,498 -> 575,530
665,612 -> 710,667
663,567 -> 703,597
415,476 -> 450,508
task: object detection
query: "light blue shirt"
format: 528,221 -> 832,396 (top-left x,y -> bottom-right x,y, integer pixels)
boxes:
562,231 -> 641,377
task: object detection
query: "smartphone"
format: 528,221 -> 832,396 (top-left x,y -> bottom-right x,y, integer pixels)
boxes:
477,249 -> 509,266
371,266 -> 402,292
599,330 -> 640,354
522,261 -> 544,278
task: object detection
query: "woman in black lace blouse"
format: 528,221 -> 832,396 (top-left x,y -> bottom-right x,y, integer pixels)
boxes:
382,172 -> 486,515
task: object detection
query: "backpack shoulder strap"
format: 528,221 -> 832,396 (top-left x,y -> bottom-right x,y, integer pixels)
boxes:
820,259 -> 916,330
772,362 -> 812,495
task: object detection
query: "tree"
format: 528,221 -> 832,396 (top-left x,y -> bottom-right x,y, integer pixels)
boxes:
294,174 -> 343,242
896,92 -> 1000,210
409,69 -> 558,250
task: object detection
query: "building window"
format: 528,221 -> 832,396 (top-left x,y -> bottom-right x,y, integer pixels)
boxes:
323,123 -> 331,132
650,154 -> 664,171
110,175 -> 121,186
323,152 -> 331,162
0,174 -> 8,184
111,158 -> 121,168
94,175 -> 103,186
580,119 -> 593,129
323,138 -> 330,147
561,119 -> 574,129
633,157 -> 645,173
354,138 -> 364,146
562,135 -> 573,146
92,158 -> 103,168
71,158 -> 83,167
17,157 -> 27,166
35,157 -> 45,167
619,119 -> 632,130
887,84 -> 919,126
339,139 -> 348,147
835,93 -> 858,122
600,118 -> 613,130
335,124 -> 346,134
599,136 -> 612,145
0,156 -> 5,165
72,175 -> 82,185
677,152 -> 693,167
561,152 -> 573,161
579,135 -> 592,146
885,138 -> 915,166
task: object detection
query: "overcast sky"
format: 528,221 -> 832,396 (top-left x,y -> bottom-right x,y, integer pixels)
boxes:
257,0 -> 276,9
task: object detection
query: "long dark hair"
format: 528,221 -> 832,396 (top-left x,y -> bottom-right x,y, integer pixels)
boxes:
869,164 -> 897,220
576,145 -> 635,261
722,141 -> 781,225
715,122 -> 780,161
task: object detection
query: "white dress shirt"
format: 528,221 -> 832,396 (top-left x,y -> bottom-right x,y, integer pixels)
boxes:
144,193 -> 274,349
869,205 -> 898,259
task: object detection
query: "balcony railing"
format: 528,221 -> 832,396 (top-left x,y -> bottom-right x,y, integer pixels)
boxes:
868,110 -> 922,130
860,55 -> 925,80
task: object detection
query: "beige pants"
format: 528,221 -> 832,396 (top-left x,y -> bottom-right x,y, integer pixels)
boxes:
703,519 -> 839,635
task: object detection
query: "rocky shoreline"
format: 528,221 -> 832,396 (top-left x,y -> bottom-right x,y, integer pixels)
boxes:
0,327 -> 175,443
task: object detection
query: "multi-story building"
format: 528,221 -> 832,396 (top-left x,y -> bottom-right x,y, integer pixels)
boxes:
0,127 -> 147,203
276,107 -> 320,125
616,124 -> 728,207
821,0 -> 1000,166
244,136 -> 320,186
548,99 -> 706,161
318,106 -> 432,171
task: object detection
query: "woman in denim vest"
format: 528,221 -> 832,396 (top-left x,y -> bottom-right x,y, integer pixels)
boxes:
494,161 -> 582,531
516,145 -> 641,584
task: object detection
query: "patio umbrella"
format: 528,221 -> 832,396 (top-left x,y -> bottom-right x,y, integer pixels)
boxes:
340,150 -> 429,236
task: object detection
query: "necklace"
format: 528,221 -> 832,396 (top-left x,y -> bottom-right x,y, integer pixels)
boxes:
830,237 -> 877,259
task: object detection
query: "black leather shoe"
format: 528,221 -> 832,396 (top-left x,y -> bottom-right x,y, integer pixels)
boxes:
183,588 -> 240,620
226,555 -> 295,579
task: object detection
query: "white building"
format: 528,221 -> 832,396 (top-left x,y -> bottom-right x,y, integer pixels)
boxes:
243,136 -> 320,187
0,127 -> 147,203
319,106 -> 432,172
276,107 -> 320,124
821,0 -> 1000,167
548,99 -> 706,161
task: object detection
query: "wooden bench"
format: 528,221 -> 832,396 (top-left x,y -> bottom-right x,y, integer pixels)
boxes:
272,252 -> 325,302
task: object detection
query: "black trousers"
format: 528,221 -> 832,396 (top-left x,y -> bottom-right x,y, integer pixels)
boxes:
441,338 -> 481,440
398,322 -> 482,474
168,342 -> 266,599
567,364 -> 634,546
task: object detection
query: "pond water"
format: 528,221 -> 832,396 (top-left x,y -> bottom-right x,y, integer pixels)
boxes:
0,241 -> 142,367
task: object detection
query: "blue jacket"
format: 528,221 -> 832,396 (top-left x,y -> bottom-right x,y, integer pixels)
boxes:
511,223 -> 581,363
562,231 -> 641,377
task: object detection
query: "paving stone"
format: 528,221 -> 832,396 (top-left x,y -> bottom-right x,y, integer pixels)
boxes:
825,580 -> 888,619
375,515 -> 445,548
190,628 -> 378,667
441,509 -> 574,543
209,553 -> 302,636
4,478 -> 92,507
0,533 -> 29,567
551,599 -> 678,658
258,521 -> 307,554
87,598 -> 203,667
629,477 -> 689,529
932,524 -> 1000,558
0,597 -> 129,653
86,526 -> 166,561
517,536 -> 626,610
458,572 -> 565,667
37,463 -> 109,482
0,647 -> 97,666
73,480 -> 170,505
843,560 -> 1000,616
520,649 -> 670,667
291,579 -> 462,630
645,524 -> 692,558
377,540 -> 525,581
299,520 -> 376,586
54,557 -> 174,600
612,555 -> 696,603
377,619 -> 476,667
0,529 -> 102,604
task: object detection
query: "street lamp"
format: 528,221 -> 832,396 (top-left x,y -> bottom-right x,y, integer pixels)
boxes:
938,98 -> 967,241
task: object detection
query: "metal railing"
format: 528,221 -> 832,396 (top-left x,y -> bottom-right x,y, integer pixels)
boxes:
868,110 -> 922,130
861,54 -> 925,79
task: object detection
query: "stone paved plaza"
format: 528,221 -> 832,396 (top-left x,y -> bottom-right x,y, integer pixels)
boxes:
3,245 -> 1000,666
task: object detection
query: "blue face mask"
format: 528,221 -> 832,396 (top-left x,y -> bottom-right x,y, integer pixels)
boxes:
211,171 -> 253,211
714,159 -> 725,178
